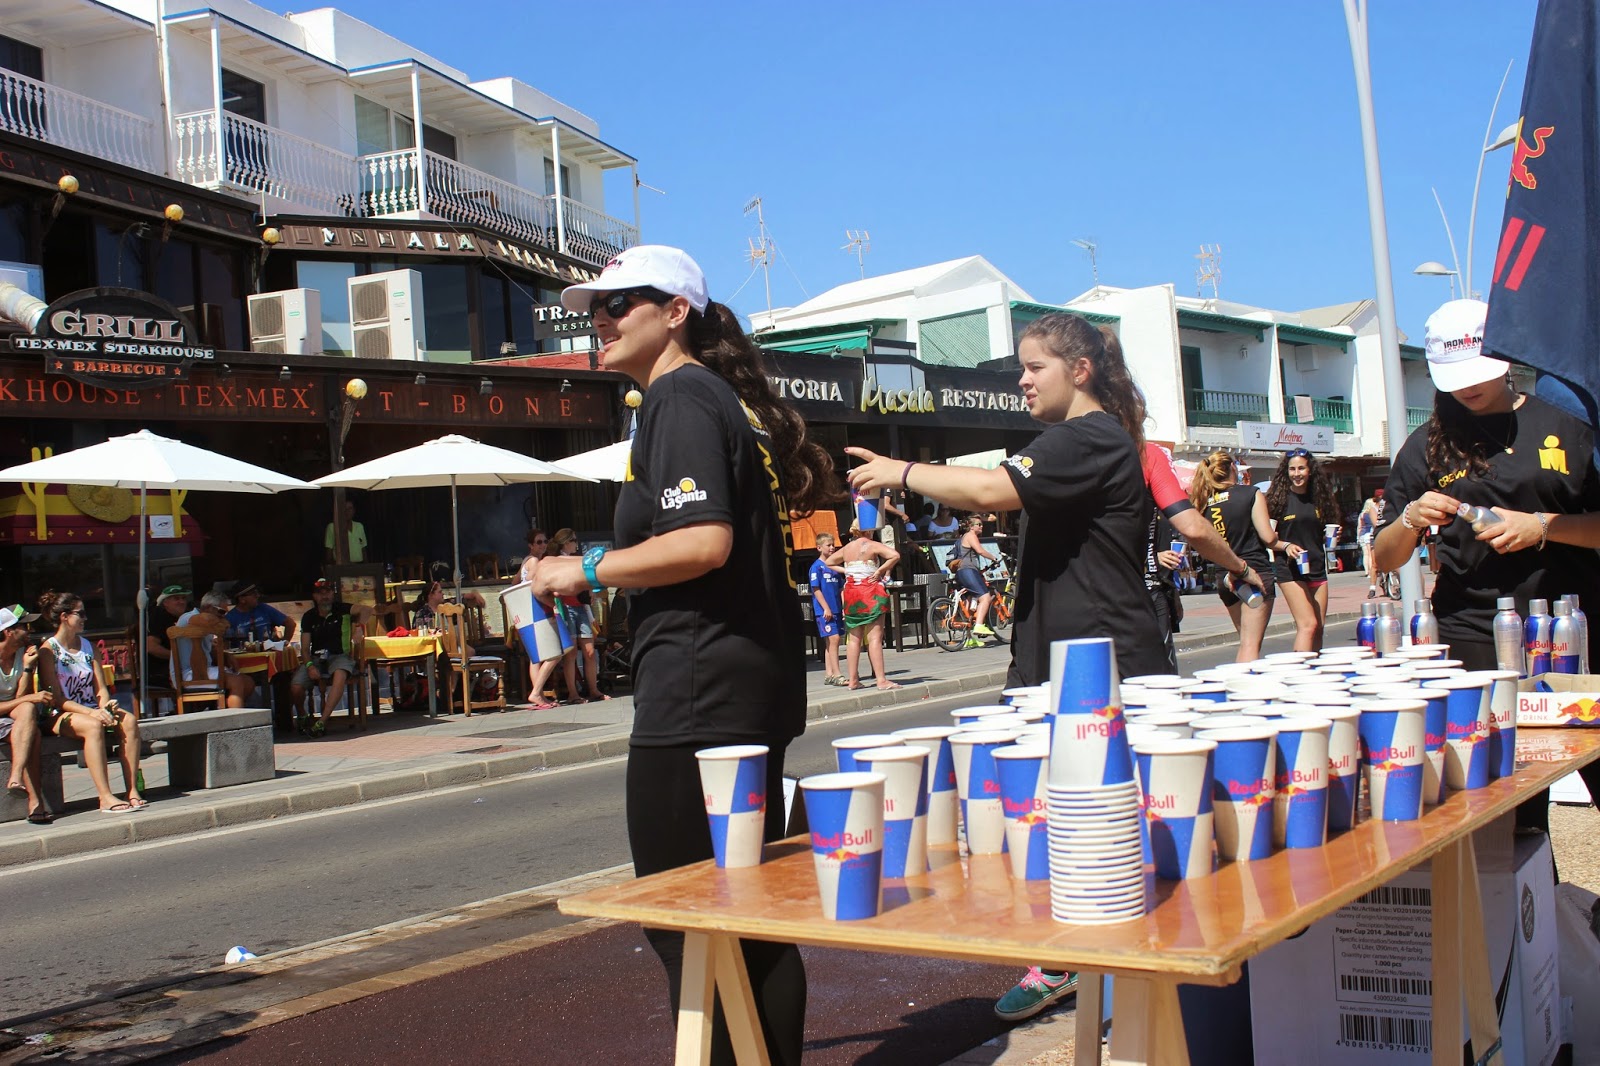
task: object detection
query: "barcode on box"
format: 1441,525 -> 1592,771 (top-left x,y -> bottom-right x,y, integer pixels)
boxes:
1338,974 -> 1432,996
1337,1012 -> 1432,1051
1356,885 -> 1431,907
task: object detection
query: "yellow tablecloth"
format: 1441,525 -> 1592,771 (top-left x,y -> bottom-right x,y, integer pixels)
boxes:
363,634 -> 441,661
231,647 -> 298,678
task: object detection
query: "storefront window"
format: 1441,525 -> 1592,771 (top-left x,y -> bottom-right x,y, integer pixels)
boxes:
196,245 -> 246,351
152,238 -> 197,313
509,281 -> 537,355
94,220 -> 149,290
479,269 -> 509,358
297,260 -> 357,356
418,263 -> 470,362
0,198 -> 30,266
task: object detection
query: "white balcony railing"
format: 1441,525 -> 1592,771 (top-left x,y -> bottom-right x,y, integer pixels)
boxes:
558,194 -> 639,268
0,68 -> 156,171
360,148 -> 557,249
173,110 -> 359,216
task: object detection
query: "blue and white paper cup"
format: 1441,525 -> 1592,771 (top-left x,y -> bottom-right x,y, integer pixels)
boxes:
1272,717 -> 1330,849
951,705 -> 1015,728
1048,701 -> 1134,788
950,729 -> 1018,854
1357,699 -> 1428,821
833,734 -> 902,774
1476,669 -> 1520,780
855,745 -> 929,880
1371,684 -> 1448,805
695,744 -> 769,868
500,581 -> 572,664
1426,676 -> 1491,790
800,771 -> 885,920
892,725 -> 960,846
853,492 -> 881,532
1052,638 -> 1121,716
1194,725 -> 1276,861
1133,739 -> 1216,880
1280,705 -> 1361,831
994,745 -> 1050,880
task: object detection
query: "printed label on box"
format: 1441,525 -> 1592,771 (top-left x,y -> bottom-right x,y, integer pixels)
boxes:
1330,885 -> 1435,1053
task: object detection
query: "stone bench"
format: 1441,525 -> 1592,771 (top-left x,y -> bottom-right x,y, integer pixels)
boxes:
0,707 -> 274,823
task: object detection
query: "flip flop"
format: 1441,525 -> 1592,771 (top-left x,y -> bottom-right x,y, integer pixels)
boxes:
100,802 -> 136,814
127,798 -> 149,810
26,809 -> 52,825
6,782 -> 26,797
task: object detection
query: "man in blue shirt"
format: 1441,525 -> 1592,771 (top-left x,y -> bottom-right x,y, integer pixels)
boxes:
808,532 -> 845,686
226,582 -> 295,643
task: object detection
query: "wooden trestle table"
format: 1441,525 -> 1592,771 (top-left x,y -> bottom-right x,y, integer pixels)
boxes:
560,730 -> 1600,1066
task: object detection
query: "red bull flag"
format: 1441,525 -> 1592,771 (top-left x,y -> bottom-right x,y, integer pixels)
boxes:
1483,0 -> 1600,425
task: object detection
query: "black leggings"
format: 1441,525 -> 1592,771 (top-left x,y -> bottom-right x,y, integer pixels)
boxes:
627,742 -> 806,1066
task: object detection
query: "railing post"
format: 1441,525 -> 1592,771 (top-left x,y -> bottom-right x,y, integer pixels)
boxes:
552,124 -> 566,255
409,65 -> 427,216
209,15 -> 225,186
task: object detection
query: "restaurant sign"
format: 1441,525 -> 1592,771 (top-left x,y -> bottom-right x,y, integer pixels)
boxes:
1237,421 -> 1335,453
531,303 -> 594,342
13,288 -> 213,389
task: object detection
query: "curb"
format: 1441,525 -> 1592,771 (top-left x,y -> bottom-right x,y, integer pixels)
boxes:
0,614 -> 1360,870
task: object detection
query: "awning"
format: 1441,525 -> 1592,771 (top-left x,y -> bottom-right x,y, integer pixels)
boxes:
1276,324 -> 1353,352
0,485 -> 203,547
1177,309 -> 1268,342
760,328 -> 873,354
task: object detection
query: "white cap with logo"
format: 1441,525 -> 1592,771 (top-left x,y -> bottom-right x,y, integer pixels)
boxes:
1424,298 -> 1508,392
560,245 -> 709,314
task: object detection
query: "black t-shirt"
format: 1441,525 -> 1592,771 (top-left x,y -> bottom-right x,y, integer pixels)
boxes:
1205,488 -> 1269,570
1381,394 -> 1600,648
301,602 -> 354,657
614,364 -> 805,747
1272,487 -> 1329,581
999,411 -> 1170,686
143,605 -> 182,682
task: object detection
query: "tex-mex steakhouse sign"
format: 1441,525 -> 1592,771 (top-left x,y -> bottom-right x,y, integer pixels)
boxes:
12,288 -> 213,389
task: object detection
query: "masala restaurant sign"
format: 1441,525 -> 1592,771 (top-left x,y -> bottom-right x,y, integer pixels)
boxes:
13,288 -> 214,389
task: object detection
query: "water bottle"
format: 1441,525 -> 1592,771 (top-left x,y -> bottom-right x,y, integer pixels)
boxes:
1411,598 -> 1439,646
1552,601 -> 1581,673
1525,598 -> 1553,676
1357,602 -> 1378,650
1375,601 -> 1403,657
1226,572 -> 1263,609
1494,597 -> 1524,675
1457,502 -> 1503,532
1564,594 -> 1590,673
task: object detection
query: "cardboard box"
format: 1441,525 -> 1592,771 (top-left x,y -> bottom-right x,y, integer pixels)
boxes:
1518,674 -> 1600,727
1249,819 -> 1559,1066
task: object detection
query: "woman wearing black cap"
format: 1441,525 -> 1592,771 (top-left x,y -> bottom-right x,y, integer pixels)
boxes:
533,245 -> 834,1066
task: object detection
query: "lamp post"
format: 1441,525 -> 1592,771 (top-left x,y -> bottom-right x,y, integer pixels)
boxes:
1413,261 -> 1460,300
329,377 -> 368,566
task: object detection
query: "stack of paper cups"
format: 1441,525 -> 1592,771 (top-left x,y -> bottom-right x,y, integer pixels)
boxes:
1271,718 -> 1331,849
994,744 -> 1051,880
950,729 -> 1019,854
951,706 -> 1015,728
855,746 -> 930,879
1426,676 -> 1491,790
1476,670 -> 1520,779
1133,739 -> 1217,879
799,772 -> 885,920
891,725 -> 960,846
695,744 -> 769,868
1357,699 -> 1428,821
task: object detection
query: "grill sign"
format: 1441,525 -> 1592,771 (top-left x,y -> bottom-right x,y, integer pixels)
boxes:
14,287 -> 213,389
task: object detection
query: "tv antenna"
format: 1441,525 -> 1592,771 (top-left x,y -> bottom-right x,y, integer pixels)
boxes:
842,229 -> 871,279
1195,243 -> 1222,301
1070,237 -> 1099,289
743,196 -> 774,316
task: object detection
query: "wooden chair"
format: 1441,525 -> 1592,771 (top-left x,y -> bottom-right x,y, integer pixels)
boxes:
165,624 -> 229,713
467,553 -> 501,582
126,626 -> 177,718
436,602 -> 505,716
307,633 -> 373,730
395,555 -> 425,583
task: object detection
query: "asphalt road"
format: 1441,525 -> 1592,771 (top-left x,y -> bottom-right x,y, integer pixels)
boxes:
1,624 -> 1340,1017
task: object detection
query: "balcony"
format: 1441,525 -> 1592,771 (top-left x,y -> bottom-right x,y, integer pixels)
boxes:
1304,397 -> 1353,434
1186,388 -> 1269,428
1407,407 -> 1430,433
0,68 -> 156,171
172,113 -> 637,268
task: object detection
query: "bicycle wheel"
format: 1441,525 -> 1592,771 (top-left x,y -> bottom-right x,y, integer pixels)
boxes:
1382,570 -> 1401,600
927,596 -> 967,653
988,589 -> 1014,644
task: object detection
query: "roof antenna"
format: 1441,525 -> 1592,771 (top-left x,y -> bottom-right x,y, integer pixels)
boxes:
1195,243 -> 1222,302
1070,237 -> 1099,290
842,229 -> 871,279
743,196 -> 773,317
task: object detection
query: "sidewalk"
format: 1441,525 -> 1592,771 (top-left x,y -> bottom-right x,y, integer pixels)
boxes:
0,571 -> 1388,868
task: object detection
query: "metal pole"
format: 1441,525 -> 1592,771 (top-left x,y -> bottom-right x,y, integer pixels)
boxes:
155,0 -> 174,178
209,15 -> 224,186
1465,60 -> 1516,298
450,474 -> 463,605
631,163 -> 641,240
1343,0 -> 1423,609
552,125 -> 566,256
137,483 -> 148,717
1429,187 -> 1464,291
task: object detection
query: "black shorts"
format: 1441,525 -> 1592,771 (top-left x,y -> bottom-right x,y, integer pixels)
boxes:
1218,570 -> 1276,609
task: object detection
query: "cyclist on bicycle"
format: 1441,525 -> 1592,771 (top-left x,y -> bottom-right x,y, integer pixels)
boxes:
1359,489 -> 1385,599
953,515 -> 999,647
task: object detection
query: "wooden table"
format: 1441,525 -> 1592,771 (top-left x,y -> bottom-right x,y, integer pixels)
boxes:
560,729 -> 1600,1065
362,634 -> 443,719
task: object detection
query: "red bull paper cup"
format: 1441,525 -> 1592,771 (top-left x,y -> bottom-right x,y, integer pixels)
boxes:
950,705 -> 1014,727
891,725 -> 960,846
853,492 -> 881,532
855,745 -> 929,880
832,734 -> 902,774
1367,685 -> 1448,805
1280,705 -> 1361,830
1357,699 -> 1427,821
994,745 -> 1050,880
1133,739 -> 1216,880
1052,638 -> 1122,715
1194,725 -> 1276,861
950,729 -> 1018,854
695,744 -> 769,868
1475,669 -> 1519,780
1047,701 -> 1134,788
1271,717 -> 1330,849
800,771 -> 885,920
500,581 -> 572,665
1425,676 -> 1491,790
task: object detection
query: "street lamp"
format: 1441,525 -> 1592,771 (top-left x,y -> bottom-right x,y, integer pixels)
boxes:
1413,261 -> 1459,300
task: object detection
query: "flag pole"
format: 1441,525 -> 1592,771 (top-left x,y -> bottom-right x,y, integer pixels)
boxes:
1343,0 -> 1423,611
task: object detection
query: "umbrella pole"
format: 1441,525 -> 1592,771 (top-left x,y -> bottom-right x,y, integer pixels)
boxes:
450,475 -> 462,605
137,482 -> 148,718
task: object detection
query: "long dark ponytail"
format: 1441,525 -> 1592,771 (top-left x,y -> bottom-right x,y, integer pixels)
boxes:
688,300 -> 838,513
1018,313 -> 1147,455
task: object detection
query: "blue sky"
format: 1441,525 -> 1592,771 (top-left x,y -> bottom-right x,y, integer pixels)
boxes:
339,0 -> 1536,337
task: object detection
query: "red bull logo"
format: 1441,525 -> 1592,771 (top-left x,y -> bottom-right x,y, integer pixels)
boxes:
1328,753 -> 1353,773
1073,717 -> 1125,740
1145,792 -> 1180,812
1509,119 -> 1556,193
1426,731 -> 1446,748
982,779 -> 1001,794
1225,777 -> 1269,798
1368,743 -> 1417,763
1002,796 -> 1045,817
812,828 -> 875,850
746,791 -> 764,807
825,848 -> 863,863
1563,698 -> 1600,723
1015,811 -> 1048,826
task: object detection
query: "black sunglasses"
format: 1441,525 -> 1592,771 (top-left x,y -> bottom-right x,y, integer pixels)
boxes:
590,288 -> 667,320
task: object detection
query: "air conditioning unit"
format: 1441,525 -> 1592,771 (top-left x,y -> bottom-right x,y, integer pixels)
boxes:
348,268 -> 426,361
1294,348 -> 1319,372
247,289 -> 321,354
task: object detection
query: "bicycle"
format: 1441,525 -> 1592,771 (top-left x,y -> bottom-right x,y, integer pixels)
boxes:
927,556 -> 1016,652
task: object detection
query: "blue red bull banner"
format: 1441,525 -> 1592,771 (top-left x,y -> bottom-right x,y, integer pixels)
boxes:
1484,0 -> 1600,420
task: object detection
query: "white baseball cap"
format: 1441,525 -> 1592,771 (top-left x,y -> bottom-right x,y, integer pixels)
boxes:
560,245 -> 710,314
1424,298 -> 1507,392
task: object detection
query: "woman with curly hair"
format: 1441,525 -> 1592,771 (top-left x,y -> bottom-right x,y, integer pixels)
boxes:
1191,451 -> 1277,660
1262,448 -> 1341,651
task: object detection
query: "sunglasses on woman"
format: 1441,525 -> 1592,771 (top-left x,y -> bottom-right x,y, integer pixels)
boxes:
589,288 -> 667,320
1285,448 -> 1311,459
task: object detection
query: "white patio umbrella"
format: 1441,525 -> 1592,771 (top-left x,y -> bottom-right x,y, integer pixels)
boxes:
312,434 -> 594,602
0,429 -> 319,714
551,440 -> 631,483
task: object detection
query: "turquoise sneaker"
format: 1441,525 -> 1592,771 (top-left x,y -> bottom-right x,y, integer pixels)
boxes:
994,967 -> 1078,1022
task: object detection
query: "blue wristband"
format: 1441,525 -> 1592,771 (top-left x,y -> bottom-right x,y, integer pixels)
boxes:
582,545 -> 607,590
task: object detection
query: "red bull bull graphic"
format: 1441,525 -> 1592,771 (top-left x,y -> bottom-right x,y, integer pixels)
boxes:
1357,702 -> 1427,822
1429,679 -> 1492,790
1508,118 -> 1556,192
1273,723 -> 1330,850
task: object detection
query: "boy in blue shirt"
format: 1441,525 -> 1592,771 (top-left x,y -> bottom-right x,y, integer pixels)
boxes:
808,532 -> 846,686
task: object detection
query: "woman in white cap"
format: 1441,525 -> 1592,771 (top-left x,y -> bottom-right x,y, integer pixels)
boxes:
1,604 -> 56,824
533,245 -> 833,1066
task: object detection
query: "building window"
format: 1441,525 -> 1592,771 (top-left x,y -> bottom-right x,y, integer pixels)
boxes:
1180,345 -> 1204,393
478,269 -> 509,358
422,125 -> 457,161
544,159 -> 572,198
221,69 -> 266,122
0,33 -> 43,80
297,260 -> 358,356
356,96 -> 417,155
417,263 -> 471,362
